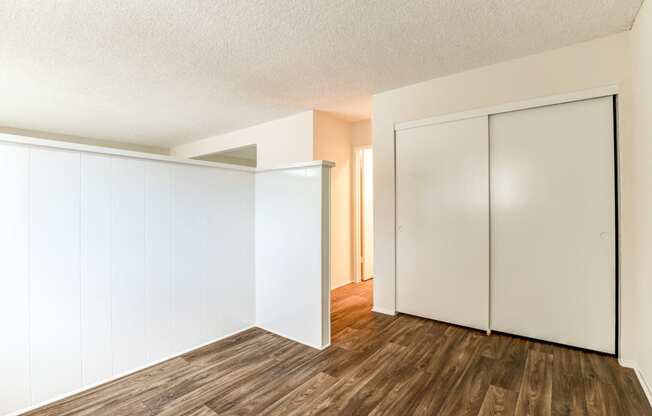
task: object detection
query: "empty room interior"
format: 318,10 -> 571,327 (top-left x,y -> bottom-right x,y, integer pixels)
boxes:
2,1 -> 652,415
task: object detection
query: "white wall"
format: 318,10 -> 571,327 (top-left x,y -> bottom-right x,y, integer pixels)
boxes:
631,0 -> 652,398
372,32 -> 637,361
0,140 -> 256,416
255,164 -> 331,349
171,111 -> 314,169
314,111 -> 354,289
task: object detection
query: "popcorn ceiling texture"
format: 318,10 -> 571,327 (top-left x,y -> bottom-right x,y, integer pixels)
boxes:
0,0 -> 643,147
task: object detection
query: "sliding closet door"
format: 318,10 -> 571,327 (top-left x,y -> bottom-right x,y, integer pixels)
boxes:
490,97 -> 616,353
396,116 -> 489,330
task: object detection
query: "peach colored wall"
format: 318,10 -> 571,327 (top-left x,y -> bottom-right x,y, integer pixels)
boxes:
351,119 -> 372,147
314,111 -> 354,289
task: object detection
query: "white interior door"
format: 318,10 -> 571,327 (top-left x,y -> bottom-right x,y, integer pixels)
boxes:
396,116 -> 489,331
490,96 -> 616,353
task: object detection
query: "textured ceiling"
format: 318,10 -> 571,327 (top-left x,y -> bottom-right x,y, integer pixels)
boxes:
0,0 -> 643,148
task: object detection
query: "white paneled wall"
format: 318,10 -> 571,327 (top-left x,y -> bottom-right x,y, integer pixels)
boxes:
81,155 -> 113,385
144,162 -> 174,362
30,148 -> 82,403
112,158 -> 148,375
255,165 -> 331,349
0,144 -> 30,413
0,142 -> 256,416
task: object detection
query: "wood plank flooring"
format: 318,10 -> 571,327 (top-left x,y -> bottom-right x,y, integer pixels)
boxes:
24,280 -> 651,416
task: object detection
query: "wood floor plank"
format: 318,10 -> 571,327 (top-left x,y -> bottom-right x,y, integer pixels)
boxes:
551,346 -> 588,416
366,369 -> 431,416
438,354 -> 499,416
477,385 -> 518,416
286,343 -> 407,416
584,378 -> 628,416
181,405 -> 219,416
515,350 -> 554,416
22,280 -> 652,416
257,372 -> 337,416
413,329 -> 483,415
490,337 -> 530,393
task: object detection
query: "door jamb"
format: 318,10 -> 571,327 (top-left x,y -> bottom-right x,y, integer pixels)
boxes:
353,145 -> 372,283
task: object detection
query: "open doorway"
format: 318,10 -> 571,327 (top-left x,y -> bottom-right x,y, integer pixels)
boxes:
313,109 -> 374,339
354,146 -> 373,283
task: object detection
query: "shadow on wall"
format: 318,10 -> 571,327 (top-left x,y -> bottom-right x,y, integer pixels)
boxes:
192,144 -> 257,167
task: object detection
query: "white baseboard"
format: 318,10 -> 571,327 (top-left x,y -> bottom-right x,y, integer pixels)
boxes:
371,305 -> 397,316
330,279 -> 353,290
255,324 -> 328,350
6,325 -> 256,416
619,359 -> 652,407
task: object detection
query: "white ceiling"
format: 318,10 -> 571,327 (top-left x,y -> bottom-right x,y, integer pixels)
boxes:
0,0 -> 643,148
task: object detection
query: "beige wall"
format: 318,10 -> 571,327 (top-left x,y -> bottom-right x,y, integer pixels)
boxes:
372,32 -> 637,361
631,0 -> 652,394
314,111 -> 355,289
170,111 -> 314,169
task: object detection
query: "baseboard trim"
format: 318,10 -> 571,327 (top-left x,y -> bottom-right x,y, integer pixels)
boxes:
255,324 -> 328,350
330,279 -> 354,290
371,306 -> 397,316
6,325 -> 256,416
619,359 -> 652,407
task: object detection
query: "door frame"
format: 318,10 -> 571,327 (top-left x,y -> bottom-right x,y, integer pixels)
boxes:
393,85 -> 622,357
353,145 -> 372,283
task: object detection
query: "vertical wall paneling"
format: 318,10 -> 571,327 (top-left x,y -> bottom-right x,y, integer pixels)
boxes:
0,143 -> 30,413
204,169 -> 256,340
80,154 -> 113,385
144,162 -> 174,362
110,158 -> 147,374
29,147 -> 82,403
0,135 -> 262,416
171,165 -> 206,351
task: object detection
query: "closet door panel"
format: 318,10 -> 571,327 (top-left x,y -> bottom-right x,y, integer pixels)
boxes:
490,97 -> 616,353
30,148 -> 82,403
111,158 -> 147,374
396,116 -> 489,330
80,154 -> 113,385
0,144 -> 30,414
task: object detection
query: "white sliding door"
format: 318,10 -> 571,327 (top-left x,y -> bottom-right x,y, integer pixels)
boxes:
490,97 -> 616,353
396,116 -> 489,331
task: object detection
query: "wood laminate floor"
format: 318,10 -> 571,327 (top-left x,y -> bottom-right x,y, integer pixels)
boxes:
25,280 -> 651,416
